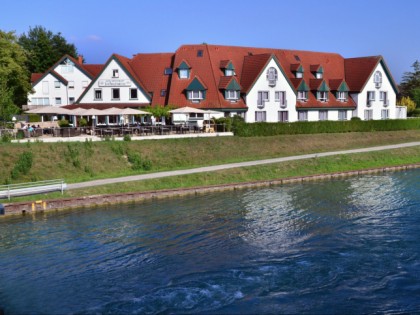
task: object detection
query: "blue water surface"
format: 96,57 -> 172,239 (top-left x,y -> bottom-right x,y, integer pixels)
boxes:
1,170 -> 420,314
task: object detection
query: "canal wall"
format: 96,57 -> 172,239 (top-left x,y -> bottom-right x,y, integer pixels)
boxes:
2,163 -> 420,217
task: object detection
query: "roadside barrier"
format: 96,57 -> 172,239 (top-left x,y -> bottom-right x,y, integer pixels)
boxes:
0,179 -> 66,201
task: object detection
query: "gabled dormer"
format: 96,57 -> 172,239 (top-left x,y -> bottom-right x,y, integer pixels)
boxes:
177,60 -> 191,79
311,79 -> 330,102
185,76 -> 207,103
329,79 -> 349,102
219,76 -> 241,102
310,64 -> 324,79
220,60 -> 236,76
291,64 -> 304,78
296,79 -> 309,101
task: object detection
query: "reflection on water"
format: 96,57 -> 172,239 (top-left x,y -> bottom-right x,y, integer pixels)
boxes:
1,170 -> 420,314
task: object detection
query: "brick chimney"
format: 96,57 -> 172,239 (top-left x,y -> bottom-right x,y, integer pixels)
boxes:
78,55 -> 84,64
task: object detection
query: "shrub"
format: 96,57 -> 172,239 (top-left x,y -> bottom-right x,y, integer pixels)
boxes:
11,151 -> 33,179
1,132 -> 13,143
126,150 -> 152,171
78,118 -> 88,127
123,134 -> 131,141
58,119 -> 70,128
234,119 -> 420,137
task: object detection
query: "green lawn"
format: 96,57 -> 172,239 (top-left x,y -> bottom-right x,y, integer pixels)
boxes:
2,130 -> 420,203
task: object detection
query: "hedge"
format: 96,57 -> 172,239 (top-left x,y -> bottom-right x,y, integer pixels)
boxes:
233,119 -> 420,137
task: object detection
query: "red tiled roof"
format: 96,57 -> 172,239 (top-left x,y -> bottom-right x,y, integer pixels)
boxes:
218,76 -> 242,90
241,53 -> 272,93
83,64 -> 104,77
345,56 -> 381,92
31,73 -> 43,83
129,53 -> 174,105
309,79 -> 324,90
329,79 -> 344,90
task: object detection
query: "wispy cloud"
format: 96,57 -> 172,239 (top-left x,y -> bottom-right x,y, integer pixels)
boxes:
87,35 -> 102,42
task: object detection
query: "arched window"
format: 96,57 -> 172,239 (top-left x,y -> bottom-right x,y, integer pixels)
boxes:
267,67 -> 278,87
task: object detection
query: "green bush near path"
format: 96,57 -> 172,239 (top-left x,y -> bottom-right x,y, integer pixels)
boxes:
234,119 -> 420,137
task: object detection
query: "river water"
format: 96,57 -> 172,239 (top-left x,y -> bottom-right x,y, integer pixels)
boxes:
1,170 -> 420,314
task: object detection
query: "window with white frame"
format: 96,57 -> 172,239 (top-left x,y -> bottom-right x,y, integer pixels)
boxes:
179,69 -> 189,79
367,91 -> 375,106
298,111 -> 308,121
226,90 -> 239,101
94,89 -> 102,100
255,111 -> 266,122
336,91 -> 348,101
296,71 -> 303,78
267,67 -> 278,86
257,91 -> 269,108
364,109 -> 373,120
112,69 -> 119,78
278,111 -> 288,122
69,81 -> 74,89
297,91 -> 308,101
130,88 -> 138,99
225,69 -> 235,76
112,88 -> 120,100
374,71 -> 382,88
338,110 -> 347,121
31,97 -> 50,105
55,97 -> 62,105
317,91 -> 328,102
380,91 -> 388,106
319,110 -> 328,121
381,109 -> 389,119
275,91 -> 286,107
54,81 -> 60,88
187,90 -> 204,102
316,72 -> 323,79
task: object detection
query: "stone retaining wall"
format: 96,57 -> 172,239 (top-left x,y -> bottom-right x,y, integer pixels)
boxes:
2,163 -> 420,217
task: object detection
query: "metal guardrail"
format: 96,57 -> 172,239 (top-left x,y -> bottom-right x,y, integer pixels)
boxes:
0,179 -> 66,200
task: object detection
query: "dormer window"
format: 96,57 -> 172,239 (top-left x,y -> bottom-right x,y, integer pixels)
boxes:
336,91 -> 348,102
185,77 -> 207,103
267,67 -> 278,87
317,91 -> 329,102
296,71 -> 303,78
374,71 -> 382,88
297,91 -> 308,101
316,72 -> 323,79
225,90 -> 239,101
311,65 -> 324,79
178,61 -> 191,79
225,69 -> 235,76
179,69 -> 189,79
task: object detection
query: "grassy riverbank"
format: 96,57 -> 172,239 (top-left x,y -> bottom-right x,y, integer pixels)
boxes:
2,130 -> 420,202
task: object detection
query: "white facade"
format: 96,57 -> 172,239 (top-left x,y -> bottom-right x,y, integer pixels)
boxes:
78,59 -> 149,105
350,62 -> 397,120
245,58 -> 297,123
28,58 -> 91,108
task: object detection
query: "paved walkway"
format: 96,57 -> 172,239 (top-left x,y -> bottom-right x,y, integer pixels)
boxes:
67,141 -> 420,190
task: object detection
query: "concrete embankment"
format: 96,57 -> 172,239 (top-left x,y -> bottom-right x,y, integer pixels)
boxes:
2,163 -> 419,217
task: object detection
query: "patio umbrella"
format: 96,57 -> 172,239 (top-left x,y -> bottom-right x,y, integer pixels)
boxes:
169,106 -> 208,114
25,106 -> 73,115
119,108 -> 150,115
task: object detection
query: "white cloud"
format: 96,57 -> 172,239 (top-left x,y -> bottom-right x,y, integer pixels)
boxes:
87,35 -> 102,42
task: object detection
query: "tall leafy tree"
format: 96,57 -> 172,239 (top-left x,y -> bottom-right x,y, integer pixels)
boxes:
18,25 -> 79,73
399,60 -> 420,106
0,30 -> 32,111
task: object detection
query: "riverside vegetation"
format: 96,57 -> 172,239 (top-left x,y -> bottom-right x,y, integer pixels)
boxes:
1,129 -> 420,203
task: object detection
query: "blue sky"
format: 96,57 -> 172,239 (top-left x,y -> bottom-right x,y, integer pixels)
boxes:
1,0 -> 419,83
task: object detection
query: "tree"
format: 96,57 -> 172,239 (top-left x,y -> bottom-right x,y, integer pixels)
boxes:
0,30 -> 32,110
18,26 -> 79,73
397,96 -> 416,115
145,105 -> 173,122
400,60 -> 420,102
